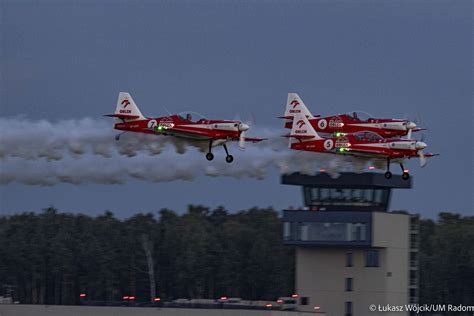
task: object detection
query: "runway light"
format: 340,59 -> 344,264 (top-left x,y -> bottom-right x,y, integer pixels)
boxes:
291,294 -> 299,298
123,296 -> 129,300
154,297 -> 161,302
220,296 -> 228,300
314,305 -> 321,310
369,166 -> 375,170
265,303 -> 272,308
129,296 -> 136,300
319,169 -> 326,173
79,293 -> 87,297
277,299 -> 283,303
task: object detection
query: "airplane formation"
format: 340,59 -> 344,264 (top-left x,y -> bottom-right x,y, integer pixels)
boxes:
105,92 -> 437,179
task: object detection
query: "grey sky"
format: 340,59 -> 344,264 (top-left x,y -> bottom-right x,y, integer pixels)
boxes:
1,0 -> 472,218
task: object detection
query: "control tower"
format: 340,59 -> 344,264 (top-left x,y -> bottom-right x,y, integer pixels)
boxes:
282,172 -> 419,316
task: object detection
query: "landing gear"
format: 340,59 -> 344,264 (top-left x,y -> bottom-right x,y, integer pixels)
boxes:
206,152 -> 214,161
115,131 -> 127,141
223,144 -> 233,163
384,158 -> 392,179
400,163 -> 410,180
206,141 -> 233,163
206,141 -> 214,161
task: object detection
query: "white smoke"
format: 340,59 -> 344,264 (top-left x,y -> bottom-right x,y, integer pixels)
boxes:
0,117 -> 358,186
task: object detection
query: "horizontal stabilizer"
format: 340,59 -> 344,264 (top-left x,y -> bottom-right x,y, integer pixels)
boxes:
104,114 -> 141,119
283,133 -> 315,139
278,114 -> 320,119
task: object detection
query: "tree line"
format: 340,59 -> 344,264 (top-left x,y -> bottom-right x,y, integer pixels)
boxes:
0,207 -> 472,306
0,206 -> 294,305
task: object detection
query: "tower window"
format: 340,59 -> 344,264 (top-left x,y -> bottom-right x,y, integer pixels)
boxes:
346,252 -> 353,267
345,278 -> 353,291
345,301 -> 353,316
365,250 -> 379,267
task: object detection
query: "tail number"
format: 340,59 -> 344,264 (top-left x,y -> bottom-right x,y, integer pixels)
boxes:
318,119 -> 327,130
147,120 -> 157,129
324,139 -> 334,150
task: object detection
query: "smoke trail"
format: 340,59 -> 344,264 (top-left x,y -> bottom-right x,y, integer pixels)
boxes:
0,117 -> 356,186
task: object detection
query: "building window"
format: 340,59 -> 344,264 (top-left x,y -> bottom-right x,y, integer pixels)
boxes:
346,252 -> 353,267
345,301 -> 353,316
349,223 -> 367,241
283,222 -> 291,240
301,297 -> 308,305
345,278 -> 353,291
365,250 -> 379,267
300,223 -> 309,241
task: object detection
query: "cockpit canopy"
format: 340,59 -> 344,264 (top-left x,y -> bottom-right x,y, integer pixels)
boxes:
344,111 -> 374,122
177,111 -> 208,122
353,131 -> 384,141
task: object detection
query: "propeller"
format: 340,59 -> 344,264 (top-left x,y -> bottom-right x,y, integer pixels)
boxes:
238,123 -> 249,150
415,141 -> 428,167
418,150 -> 427,167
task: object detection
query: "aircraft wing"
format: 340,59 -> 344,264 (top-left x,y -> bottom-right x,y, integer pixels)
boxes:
148,126 -> 213,140
348,147 -> 387,156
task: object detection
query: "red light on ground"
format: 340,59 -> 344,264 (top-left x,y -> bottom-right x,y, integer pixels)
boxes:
79,293 -> 87,297
368,166 -> 375,170
123,296 -> 129,300
276,299 -> 283,303
220,296 -> 227,300
265,303 -> 272,308
319,169 -> 326,173
129,296 -> 136,300
154,297 -> 161,302
291,294 -> 299,298
314,305 -> 321,310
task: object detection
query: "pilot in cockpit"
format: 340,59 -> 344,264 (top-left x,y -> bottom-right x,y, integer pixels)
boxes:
186,113 -> 193,121
352,112 -> 359,121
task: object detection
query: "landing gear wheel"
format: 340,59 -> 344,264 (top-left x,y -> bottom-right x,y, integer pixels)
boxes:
384,171 -> 392,179
225,155 -> 234,163
206,153 -> 214,161
402,172 -> 410,180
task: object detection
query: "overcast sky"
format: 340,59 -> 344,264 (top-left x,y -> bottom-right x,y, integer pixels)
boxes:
1,0 -> 472,218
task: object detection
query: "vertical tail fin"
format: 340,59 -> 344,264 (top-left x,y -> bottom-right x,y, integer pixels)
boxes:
289,113 -> 322,147
114,92 -> 146,121
284,93 -> 315,119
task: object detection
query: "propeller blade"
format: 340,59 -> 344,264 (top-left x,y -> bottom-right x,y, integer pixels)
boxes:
419,150 -> 427,167
239,131 -> 246,150
407,128 -> 412,140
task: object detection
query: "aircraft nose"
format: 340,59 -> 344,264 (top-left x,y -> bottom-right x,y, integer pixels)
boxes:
239,123 -> 250,131
416,141 -> 427,150
406,121 -> 417,129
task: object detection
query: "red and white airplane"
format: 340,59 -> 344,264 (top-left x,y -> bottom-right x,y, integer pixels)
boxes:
288,113 -> 437,179
282,93 -> 423,138
105,92 -> 264,162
